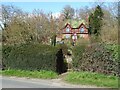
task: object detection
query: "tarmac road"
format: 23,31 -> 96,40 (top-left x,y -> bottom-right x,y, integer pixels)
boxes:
0,76 -> 99,89
1,76 -> 64,88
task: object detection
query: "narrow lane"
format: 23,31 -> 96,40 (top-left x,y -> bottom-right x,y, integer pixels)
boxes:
0,76 -> 99,88
1,76 -> 62,88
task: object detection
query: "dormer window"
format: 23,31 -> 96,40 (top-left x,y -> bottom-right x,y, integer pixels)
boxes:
80,27 -> 84,33
66,27 -> 70,32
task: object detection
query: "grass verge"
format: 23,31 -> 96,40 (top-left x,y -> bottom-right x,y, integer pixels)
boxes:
1,69 -> 58,79
64,71 -> 118,88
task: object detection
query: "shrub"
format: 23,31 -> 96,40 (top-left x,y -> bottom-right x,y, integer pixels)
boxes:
72,43 -> 118,76
72,43 -> 87,68
76,38 -> 90,45
89,35 -> 101,43
2,44 -> 58,72
104,44 -> 119,62
2,45 -> 14,69
56,44 -> 68,55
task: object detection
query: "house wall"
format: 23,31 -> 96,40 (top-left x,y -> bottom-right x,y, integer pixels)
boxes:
60,23 -> 89,40
62,25 -> 72,34
78,34 -> 89,39
78,25 -> 88,33
62,34 -> 71,39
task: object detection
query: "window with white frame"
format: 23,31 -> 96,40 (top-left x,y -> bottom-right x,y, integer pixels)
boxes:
80,27 -> 84,33
66,27 -> 70,32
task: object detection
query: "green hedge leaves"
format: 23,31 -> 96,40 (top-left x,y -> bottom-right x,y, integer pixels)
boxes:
2,44 -> 58,71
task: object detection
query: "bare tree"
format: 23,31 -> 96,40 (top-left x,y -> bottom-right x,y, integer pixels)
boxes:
1,5 -> 24,30
62,5 -> 75,19
100,3 -> 118,44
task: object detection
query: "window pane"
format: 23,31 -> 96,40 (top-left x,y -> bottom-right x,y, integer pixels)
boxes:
80,27 -> 84,33
66,27 -> 70,32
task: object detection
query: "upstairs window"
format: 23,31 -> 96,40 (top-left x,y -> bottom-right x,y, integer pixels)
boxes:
80,27 -> 84,33
66,27 -> 70,32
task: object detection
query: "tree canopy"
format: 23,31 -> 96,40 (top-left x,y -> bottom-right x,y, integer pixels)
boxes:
89,5 -> 104,36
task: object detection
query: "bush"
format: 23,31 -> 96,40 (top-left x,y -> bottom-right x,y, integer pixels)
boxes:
2,44 -> 58,72
104,44 -> 119,62
72,43 -> 118,76
72,44 -> 87,68
2,45 -> 14,69
56,44 -> 68,55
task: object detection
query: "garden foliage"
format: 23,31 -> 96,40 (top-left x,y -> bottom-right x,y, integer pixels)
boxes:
2,44 -> 58,71
72,43 -> 119,76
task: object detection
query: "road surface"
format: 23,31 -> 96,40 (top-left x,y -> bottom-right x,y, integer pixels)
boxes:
1,76 -> 65,88
0,76 -> 99,88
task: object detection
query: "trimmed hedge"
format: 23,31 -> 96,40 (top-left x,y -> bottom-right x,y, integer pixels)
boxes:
72,44 -> 86,68
56,44 -> 68,55
72,43 -> 119,76
2,44 -> 58,72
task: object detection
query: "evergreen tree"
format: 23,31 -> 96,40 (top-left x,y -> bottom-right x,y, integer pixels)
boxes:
88,13 -> 94,34
89,5 -> 104,36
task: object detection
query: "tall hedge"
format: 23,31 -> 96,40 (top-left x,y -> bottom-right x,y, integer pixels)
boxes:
2,44 -> 58,71
72,43 -> 119,76
72,44 -> 86,68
